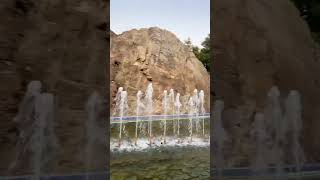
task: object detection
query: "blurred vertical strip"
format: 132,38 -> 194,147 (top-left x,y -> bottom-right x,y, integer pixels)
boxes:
0,0 -> 110,177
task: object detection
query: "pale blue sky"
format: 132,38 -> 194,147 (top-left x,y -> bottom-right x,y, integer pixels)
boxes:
110,0 -> 210,48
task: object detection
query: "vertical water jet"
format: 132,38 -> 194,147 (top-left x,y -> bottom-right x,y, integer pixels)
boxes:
145,83 -> 154,145
162,90 -> 168,144
285,90 -> 305,178
175,93 -> 182,137
135,91 -> 144,145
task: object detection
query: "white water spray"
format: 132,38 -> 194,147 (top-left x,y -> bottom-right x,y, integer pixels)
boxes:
161,90 -> 168,143
118,90 -> 128,147
199,90 -> 205,136
187,97 -> 194,141
145,83 -> 154,144
168,89 -> 175,136
135,91 -> 145,144
192,89 -> 200,134
174,93 -> 182,136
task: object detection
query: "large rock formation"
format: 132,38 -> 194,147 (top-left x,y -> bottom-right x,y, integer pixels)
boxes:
110,27 -> 210,115
212,0 -> 320,166
0,0 -> 108,175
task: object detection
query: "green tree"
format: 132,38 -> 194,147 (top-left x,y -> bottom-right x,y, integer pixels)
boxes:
193,34 -> 211,72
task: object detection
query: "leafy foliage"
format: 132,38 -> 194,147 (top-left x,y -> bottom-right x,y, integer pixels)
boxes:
192,34 -> 211,72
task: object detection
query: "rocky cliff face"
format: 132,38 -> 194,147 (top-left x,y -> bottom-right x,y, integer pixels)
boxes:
213,0 -> 320,166
0,0 -> 108,175
110,27 -> 210,115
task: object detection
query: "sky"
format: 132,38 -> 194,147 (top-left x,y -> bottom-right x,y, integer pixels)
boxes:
110,0 -> 210,48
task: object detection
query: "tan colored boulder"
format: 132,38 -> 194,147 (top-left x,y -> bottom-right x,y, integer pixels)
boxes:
110,27 -> 210,115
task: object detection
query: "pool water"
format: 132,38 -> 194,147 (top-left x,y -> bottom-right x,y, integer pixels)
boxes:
110,146 -> 210,180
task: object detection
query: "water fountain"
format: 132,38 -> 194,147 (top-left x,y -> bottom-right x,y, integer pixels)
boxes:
33,93 -> 57,179
199,90 -> 205,136
110,83 -> 209,152
250,113 -> 269,176
114,87 -> 128,147
174,93 -> 182,137
145,83 -> 154,145
192,89 -> 201,135
187,97 -> 194,142
168,89 -> 175,136
10,81 -> 58,180
265,86 -> 287,179
119,91 -> 128,146
212,100 -> 228,180
113,87 -> 123,116
284,90 -> 305,177
135,90 -> 145,145
161,90 -> 168,144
